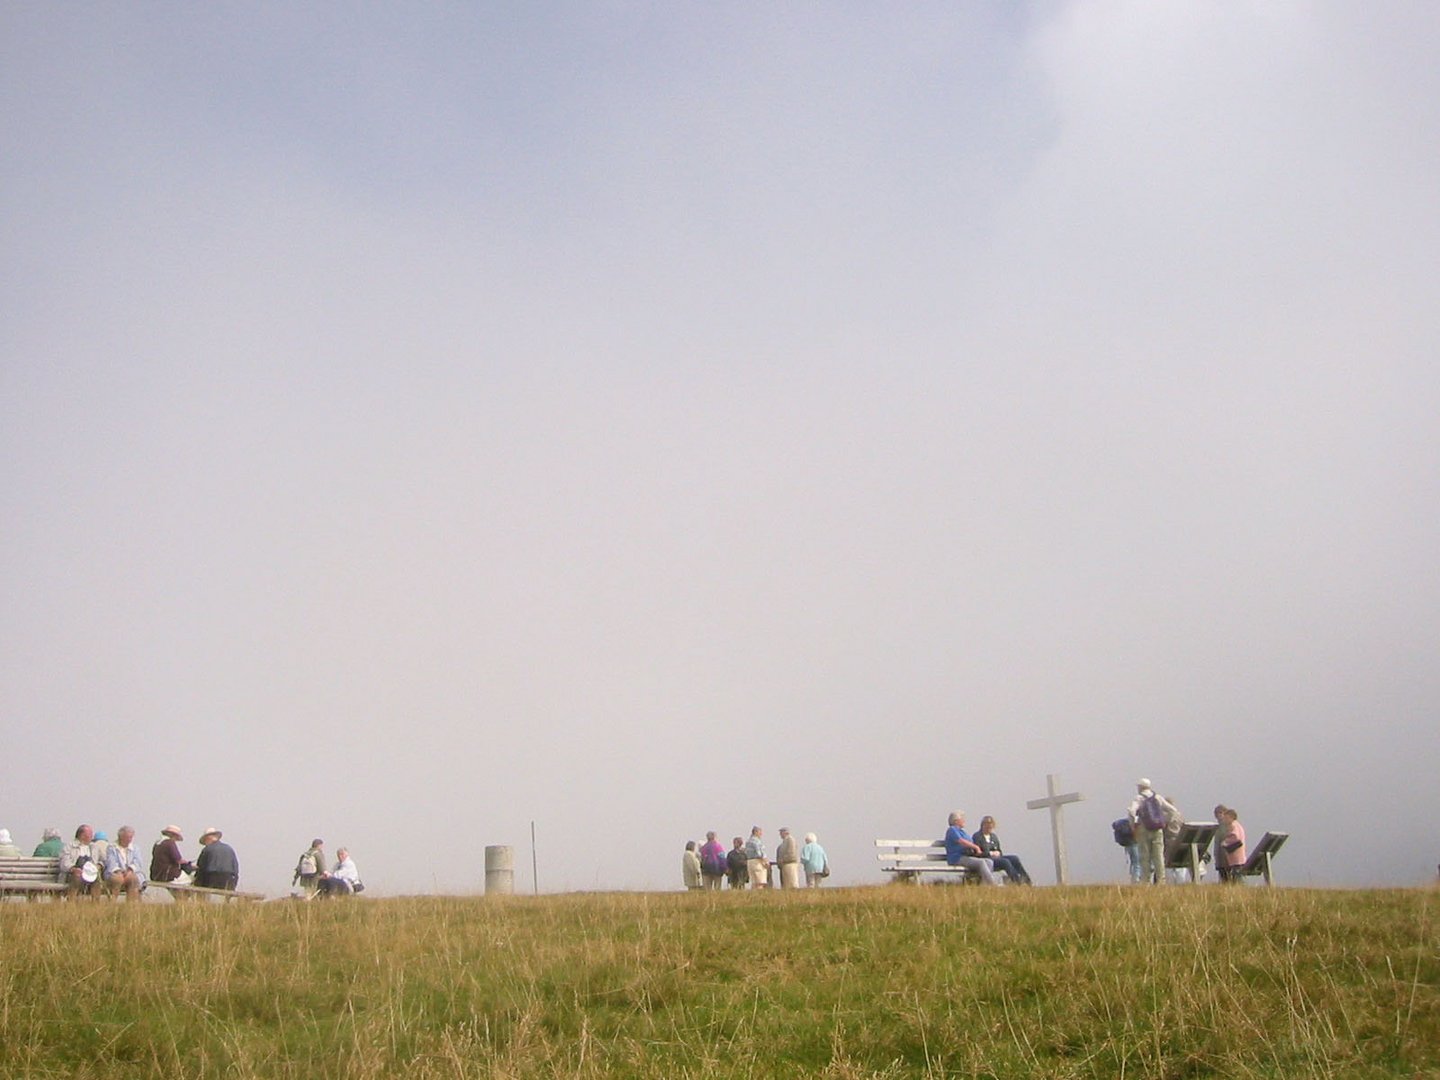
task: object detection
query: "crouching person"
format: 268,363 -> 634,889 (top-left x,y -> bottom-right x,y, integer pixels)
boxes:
104,826 -> 147,900
318,848 -> 362,897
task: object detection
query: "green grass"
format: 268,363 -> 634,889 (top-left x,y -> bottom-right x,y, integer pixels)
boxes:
1,885 -> 1436,1077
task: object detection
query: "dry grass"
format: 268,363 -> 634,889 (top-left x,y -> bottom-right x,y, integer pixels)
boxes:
0,885 -> 1435,1077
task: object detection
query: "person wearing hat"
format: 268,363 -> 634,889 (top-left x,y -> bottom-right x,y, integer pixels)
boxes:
59,824 -> 101,898
293,838 -> 326,898
150,825 -> 195,884
0,830 -> 21,858
1128,779 -> 1178,885
194,827 -> 240,891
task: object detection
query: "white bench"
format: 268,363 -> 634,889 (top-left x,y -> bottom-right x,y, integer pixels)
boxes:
875,839 -> 985,883
0,857 -> 65,899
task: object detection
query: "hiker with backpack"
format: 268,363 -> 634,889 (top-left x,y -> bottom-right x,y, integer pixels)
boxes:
1128,779 -> 1178,885
1111,815 -> 1142,882
698,831 -> 728,891
293,838 -> 326,898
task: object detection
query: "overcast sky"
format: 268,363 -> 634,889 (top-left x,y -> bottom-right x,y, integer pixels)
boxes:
3,3 -> 1437,896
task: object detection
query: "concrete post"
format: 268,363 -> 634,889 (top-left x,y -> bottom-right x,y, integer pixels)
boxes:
484,845 -> 514,895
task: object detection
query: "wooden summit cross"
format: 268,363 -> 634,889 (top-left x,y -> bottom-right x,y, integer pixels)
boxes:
1026,773 -> 1084,885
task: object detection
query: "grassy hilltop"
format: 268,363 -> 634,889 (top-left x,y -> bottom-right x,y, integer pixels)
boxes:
1,885 -> 1436,1078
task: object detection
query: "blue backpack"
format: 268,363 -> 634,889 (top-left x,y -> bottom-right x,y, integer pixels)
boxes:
1112,818 -> 1135,846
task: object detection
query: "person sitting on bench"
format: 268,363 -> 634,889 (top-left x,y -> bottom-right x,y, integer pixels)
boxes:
973,816 -> 1033,884
943,811 -> 997,884
60,825 -> 101,898
194,827 -> 239,891
103,826 -> 147,900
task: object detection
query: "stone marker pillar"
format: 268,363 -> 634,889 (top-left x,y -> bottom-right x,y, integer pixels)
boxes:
485,845 -> 514,895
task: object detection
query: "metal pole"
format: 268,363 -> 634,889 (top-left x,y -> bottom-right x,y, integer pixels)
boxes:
531,820 -> 538,895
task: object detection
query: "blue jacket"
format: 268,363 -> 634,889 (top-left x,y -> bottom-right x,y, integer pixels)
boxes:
944,825 -> 979,866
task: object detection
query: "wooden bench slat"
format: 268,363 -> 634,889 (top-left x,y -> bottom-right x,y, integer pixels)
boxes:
149,881 -> 264,902
879,858 -> 950,864
875,838 -> 988,884
0,858 -> 65,898
874,840 -> 945,848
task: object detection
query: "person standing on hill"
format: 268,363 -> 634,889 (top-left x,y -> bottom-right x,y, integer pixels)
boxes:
1211,805 -> 1230,879
682,841 -> 703,890
1112,815 -> 1141,882
293,838 -> 326,898
194,827 -> 239,891
699,832 -> 727,891
744,826 -> 769,888
776,828 -> 800,889
1217,808 -> 1247,882
1128,780 -> 1178,885
726,836 -> 748,889
800,833 -> 828,887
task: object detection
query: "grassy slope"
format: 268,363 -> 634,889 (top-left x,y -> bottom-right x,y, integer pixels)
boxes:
0,885 -> 1435,1078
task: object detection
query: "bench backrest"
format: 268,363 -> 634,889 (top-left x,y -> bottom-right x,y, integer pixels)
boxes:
0,857 -> 62,883
1240,831 -> 1288,872
875,840 -> 950,864
1164,821 -> 1220,868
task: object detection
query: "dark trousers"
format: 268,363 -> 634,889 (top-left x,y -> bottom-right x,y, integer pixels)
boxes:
993,855 -> 1030,883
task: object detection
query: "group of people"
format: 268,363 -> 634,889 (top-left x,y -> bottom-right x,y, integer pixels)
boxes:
683,826 -> 829,890
13,823 -> 241,899
3,824 -> 362,899
942,811 -> 1033,884
290,838 -> 362,898
1113,778 -> 1248,884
